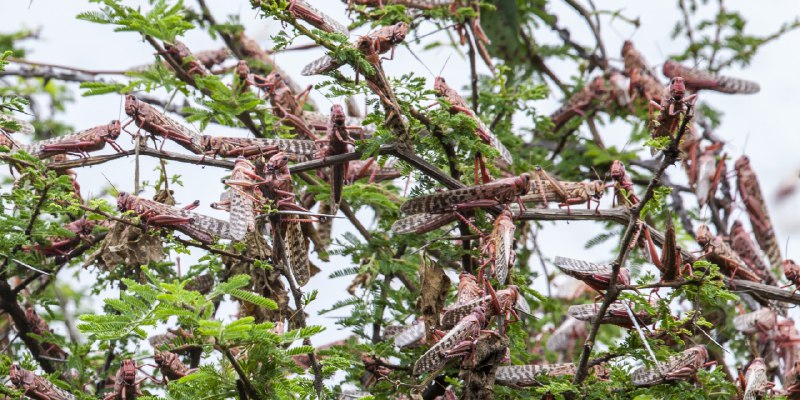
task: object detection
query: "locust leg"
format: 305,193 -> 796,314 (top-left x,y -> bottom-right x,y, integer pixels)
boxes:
147,215 -> 194,226
182,200 -> 200,211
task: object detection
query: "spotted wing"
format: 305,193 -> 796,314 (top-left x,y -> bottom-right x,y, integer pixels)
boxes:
393,323 -> 426,348
391,212 -> 459,234
554,256 -> 613,279
286,220 -> 310,286
492,219 -> 515,284
301,55 -> 341,76
413,312 -> 480,375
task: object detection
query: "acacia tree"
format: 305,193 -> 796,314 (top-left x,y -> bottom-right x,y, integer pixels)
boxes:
0,1 -> 798,399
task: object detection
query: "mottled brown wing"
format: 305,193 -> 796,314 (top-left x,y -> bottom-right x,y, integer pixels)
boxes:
391,212 -> 459,234
286,220 -> 310,286
413,313 -> 481,375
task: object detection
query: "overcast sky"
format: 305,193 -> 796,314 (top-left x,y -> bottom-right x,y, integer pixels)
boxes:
5,0 -> 800,364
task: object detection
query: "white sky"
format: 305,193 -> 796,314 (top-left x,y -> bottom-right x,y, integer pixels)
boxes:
4,0 -> 800,377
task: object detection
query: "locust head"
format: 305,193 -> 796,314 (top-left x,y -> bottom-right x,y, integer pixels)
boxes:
154,351 -> 176,367
262,72 -> 282,94
662,60 -> 678,78
517,173 -> 532,196
107,120 -> 122,140
610,160 -> 625,181
120,359 -> 138,384
784,259 -> 799,280
621,40 -> 633,58
330,104 -> 346,127
124,95 -> 139,117
236,60 -> 250,79
9,364 -> 25,386
695,224 -> 713,247
390,22 -> 408,43
266,151 -> 290,173
734,155 -> 750,172
117,192 -> 134,213
433,76 -> 448,98
669,77 -> 687,101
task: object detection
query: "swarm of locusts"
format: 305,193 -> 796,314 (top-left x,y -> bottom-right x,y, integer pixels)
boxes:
3,1 -> 800,399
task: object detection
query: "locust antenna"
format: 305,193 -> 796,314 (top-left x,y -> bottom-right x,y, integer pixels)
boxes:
438,54 -> 451,77
405,45 -> 435,78
101,173 -> 120,196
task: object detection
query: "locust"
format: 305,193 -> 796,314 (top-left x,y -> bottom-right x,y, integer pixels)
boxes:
695,224 -> 761,282
261,151 -> 311,286
152,351 -> 196,383
630,345 -> 711,387
733,308 -> 777,335
162,39 -> 210,78
346,0 -> 453,10
117,192 -> 234,244
345,158 -> 401,184
609,160 -> 640,207
23,120 -> 123,158
694,147 -> 723,207
200,135 -> 317,160
546,316 -> 586,361
434,75 -> 513,180
302,22 -> 408,76
184,274 -> 214,294
650,76 -> 696,147
731,220 -> 777,285
215,158 -> 263,240
440,285 -> 529,329
553,256 -> 630,294
393,174 -> 530,234
735,156 -> 782,271
255,72 -> 318,141
124,95 -> 205,154
0,114 -> 35,135
303,110 -> 374,139
400,174 -> 531,215
785,361 -> 800,400
104,359 -> 145,400
622,41 -> 665,105
284,0 -> 350,37
456,271 -> 483,304
24,217 -> 97,257
550,76 -> 609,132
316,104 -> 355,214
194,47 -> 230,70
662,60 -> 760,94
742,358 -> 772,400
784,260 -> 800,294
9,364 -> 76,400
496,363 -> 609,387
25,307 -> 68,360
413,306 -> 488,375
567,302 -> 653,328
391,320 -> 427,348
523,166 -> 605,211
480,209 -> 516,284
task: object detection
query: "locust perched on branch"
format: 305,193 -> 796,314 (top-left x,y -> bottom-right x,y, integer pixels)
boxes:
315,104 -> 355,214
649,76 -> 697,151
162,39 -> 211,78
440,285 -> 529,329
550,75 -> 611,132
200,135 -> 317,161
104,359 -> 145,400
695,224 -> 761,282
731,220 -> 777,285
495,363 -> 608,387
345,158 -> 401,184
124,95 -> 205,154
480,209 -> 516,284
152,351 -> 196,383
254,72 -> 319,141
24,307 -> 67,360
434,75 -> 513,182
663,60 -> 760,94
567,302 -> 653,328
283,0 -> 350,37
392,174 -> 530,234
733,307 -> 777,335
553,256 -> 630,294
216,158 -> 262,240
630,345 -> 711,387
302,22 -> 408,76
413,306 -> 489,375
742,357 -> 773,400
523,166 -> 604,210
345,0 -> 453,10
735,156 -> 782,271
117,192 -> 234,244
20,120 -> 123,158
23,217 -> 97,257
9,364 -> 76,400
